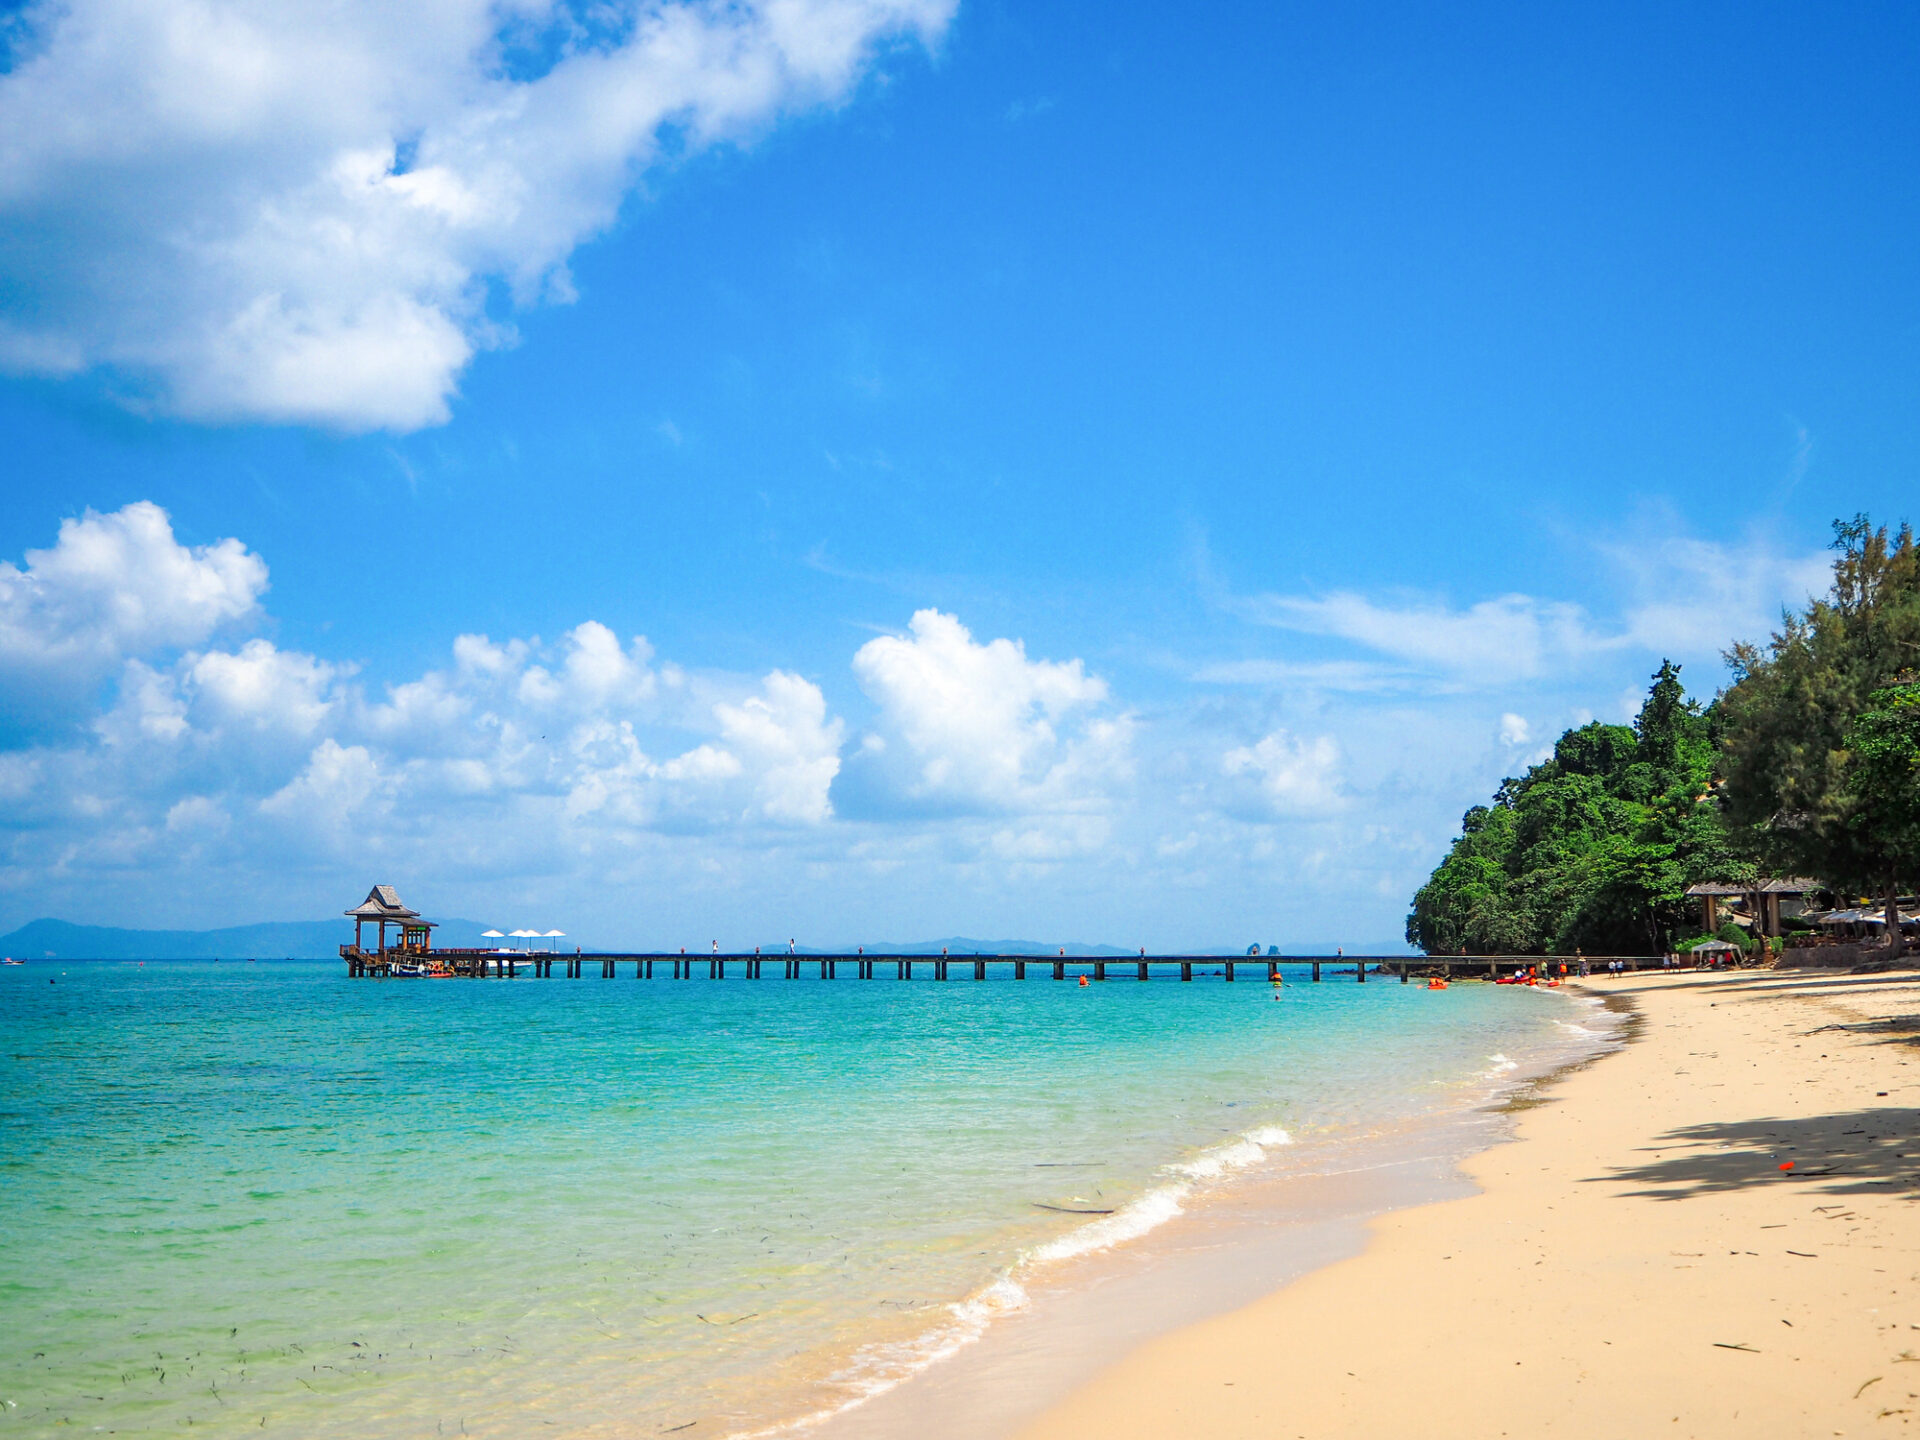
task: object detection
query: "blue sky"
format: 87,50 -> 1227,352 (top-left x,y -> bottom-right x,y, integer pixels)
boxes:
1,0 -> 1916,950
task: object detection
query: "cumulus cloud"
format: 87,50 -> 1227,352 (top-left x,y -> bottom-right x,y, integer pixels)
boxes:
1220,730 -> 1344,818
1498,712 -> 1531,747
714,671 -> 844,824
0,497 -> 858,904
0,500 -> 266,738
837,609 -> 1129,820
0,0 -> 955,430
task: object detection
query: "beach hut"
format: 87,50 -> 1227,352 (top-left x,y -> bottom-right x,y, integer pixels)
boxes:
1684,878 -> 1818,937
344,884 -> 436,960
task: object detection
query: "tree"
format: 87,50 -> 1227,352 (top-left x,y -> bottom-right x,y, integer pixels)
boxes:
1842,680 -> 1920,934
1720,518 -> 1920,941
1407,663 -> 1732,954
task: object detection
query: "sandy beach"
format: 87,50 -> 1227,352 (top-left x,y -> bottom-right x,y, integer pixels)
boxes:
1019,966 -> 1920,1439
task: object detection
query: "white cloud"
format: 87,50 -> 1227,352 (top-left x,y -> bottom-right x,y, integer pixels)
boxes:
1229,532 -> 1830,687
1498,712 -> 1531,746
843,609 -> 1128,819
260,737 -> 385,831
1237,590 -> 1599,685
0,501 -> 266,736
186,640 -> 338,736
1609,535 -> 1830,661
1220,730 -> 1344,818
714,670 -> 843,824
0,0 -> 955,430
517,621 -> 656,710
1189,658 -> 1410,692
0,498 -> 860,896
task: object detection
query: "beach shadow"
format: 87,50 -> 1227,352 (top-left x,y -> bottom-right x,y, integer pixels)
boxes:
1619,969 -> 1920,999
1597,1108 -> 1920,1201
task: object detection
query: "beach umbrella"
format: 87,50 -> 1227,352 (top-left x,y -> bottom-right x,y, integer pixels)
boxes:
509,928 -> 540,951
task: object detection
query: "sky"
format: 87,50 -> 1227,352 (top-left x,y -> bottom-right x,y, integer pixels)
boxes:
1,0 -> 1916,951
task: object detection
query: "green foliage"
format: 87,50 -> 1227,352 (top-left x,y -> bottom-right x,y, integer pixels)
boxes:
1408,662 -> 1739,955
1844,680 -> 1920,880
1411,514 -> 1920,955
1719,518 -> 1920,899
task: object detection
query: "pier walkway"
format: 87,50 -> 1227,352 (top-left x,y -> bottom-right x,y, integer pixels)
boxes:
342,950 -> 1670,982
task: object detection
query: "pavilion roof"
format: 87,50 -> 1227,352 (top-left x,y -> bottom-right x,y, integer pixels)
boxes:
1684,878 -> 1819,897
345,884 -> 423,922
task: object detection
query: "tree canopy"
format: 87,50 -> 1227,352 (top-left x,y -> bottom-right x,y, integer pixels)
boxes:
1409,515 -> 1920,955
1719,518 -> 1920,914
1407,662 -> 1739,955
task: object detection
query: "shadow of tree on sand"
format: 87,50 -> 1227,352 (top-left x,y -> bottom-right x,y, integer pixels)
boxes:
1597,1109 -> 1920,1201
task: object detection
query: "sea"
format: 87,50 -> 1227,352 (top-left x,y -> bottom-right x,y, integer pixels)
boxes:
0,959 -> 1615,1438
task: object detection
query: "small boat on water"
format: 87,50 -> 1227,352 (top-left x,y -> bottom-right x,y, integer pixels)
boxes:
390,961 -> 428,978
2,957 -> 22,965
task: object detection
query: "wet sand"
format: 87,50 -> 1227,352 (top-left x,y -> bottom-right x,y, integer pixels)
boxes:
1018,966 -> 1920,1439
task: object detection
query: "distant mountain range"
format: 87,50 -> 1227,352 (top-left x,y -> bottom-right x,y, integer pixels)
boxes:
0,919 -> 1411,960
0,917 -> 507,960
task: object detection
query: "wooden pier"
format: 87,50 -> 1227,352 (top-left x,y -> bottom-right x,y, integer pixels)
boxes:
342,949 -> 1670,982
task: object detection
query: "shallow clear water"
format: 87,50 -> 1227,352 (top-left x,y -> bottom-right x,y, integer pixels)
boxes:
0,961 -> 1592,1437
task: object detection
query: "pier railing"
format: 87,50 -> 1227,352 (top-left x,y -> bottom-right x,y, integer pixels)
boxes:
342,950 -> 1676,981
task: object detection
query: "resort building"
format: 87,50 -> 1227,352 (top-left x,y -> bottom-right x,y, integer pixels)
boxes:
1683,878 -> 1816,938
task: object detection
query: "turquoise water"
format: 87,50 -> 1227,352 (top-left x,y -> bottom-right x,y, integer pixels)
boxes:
0,961 -> 1593,1437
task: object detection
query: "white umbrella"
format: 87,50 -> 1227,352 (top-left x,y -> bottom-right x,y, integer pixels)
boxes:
509,928 -> 540,951
481,929 -> 504,938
